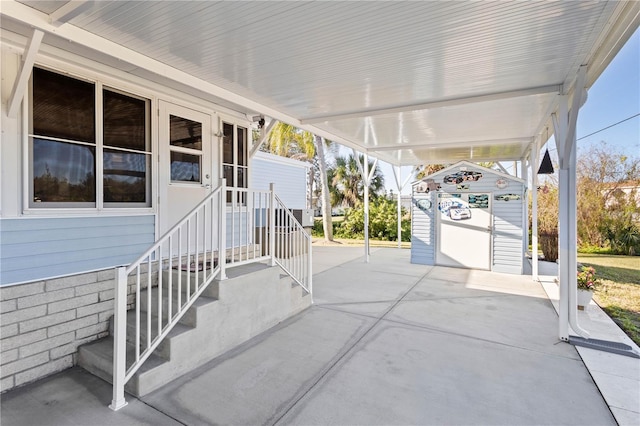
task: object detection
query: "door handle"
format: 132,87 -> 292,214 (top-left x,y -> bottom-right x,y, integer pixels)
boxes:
204,184 -> 211,189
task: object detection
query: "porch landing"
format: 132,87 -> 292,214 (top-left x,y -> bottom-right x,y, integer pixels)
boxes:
1,247 -> 630,425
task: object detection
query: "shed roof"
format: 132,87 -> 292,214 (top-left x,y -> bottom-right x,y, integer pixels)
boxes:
3,1 -> 639,165
416,161 -> 526,184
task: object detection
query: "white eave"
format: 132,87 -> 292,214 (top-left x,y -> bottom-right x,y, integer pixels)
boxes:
2,0 -> 639,166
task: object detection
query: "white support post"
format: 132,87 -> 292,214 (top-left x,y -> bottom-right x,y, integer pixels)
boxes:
7,29 -> 43,118
307,236 -> 313,304
109,267 -> 128,411
269,183 -> 276,266
530,146 -> 539,279
363,154 -> 370,264
393,166 -> 403,249
521,157 -> 529,263
218,178 -> 227,280
554,88 -> 589,341
392,165 -> 413,249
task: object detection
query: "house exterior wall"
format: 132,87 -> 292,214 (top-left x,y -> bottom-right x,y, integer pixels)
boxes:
0,269 -> 117,393
250,151 -> 310,210
0,32 -> 308,392
0,216 -> 155,286
0,37 -> 311,392
410,162 -> 525,274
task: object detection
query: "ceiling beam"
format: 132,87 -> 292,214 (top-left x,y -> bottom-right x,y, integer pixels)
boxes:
300,85 -> 561,124
368,137 -> 533,152
49,1 -> 92,26
7,29 -> 43,118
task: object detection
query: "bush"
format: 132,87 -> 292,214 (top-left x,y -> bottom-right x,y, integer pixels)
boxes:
311,216 -> 341,238
334,198 -> 411,242
535,183 -> 559,261
602,221 -> 640,256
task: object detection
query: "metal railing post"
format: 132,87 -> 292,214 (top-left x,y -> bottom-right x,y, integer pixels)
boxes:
218,178 -> 227,280
269,183 -> 276,266
109,266 -> 128,411
308,236 -> 313,303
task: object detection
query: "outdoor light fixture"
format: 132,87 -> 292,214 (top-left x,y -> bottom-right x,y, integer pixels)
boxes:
537,149 -> 554,174
252,115 -> 265,128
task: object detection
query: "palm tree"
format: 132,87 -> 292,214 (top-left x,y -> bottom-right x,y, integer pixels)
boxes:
314,135 -> 333,241
329,154 -> 385,208
262,122 -> 334,241
265,122 -> 315,161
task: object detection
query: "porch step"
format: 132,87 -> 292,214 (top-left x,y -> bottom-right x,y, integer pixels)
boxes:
78,262 -> 311,397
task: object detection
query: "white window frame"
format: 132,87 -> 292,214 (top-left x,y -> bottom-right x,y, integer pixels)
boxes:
220,117 -> 250,189
24,64 -> 155,214
168,113 -> 204,186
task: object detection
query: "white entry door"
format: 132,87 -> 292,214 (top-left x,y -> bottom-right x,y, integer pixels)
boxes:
436,193 -> 492,270
159,101 -> 214,234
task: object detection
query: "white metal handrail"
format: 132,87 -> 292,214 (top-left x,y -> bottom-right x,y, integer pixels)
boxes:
110,179 -> 228,410
109,181 -> 311,411
272,190 -> 313,297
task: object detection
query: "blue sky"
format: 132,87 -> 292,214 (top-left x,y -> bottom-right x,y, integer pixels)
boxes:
377,27 -> 639,195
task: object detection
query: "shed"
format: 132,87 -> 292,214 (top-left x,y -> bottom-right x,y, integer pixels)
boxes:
411,161 -> 526,274
250,151 -> 311,210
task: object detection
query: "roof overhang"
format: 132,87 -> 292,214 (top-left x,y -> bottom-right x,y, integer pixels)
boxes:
2,1 -> 639,166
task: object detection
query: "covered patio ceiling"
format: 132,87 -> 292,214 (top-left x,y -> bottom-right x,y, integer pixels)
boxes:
2,1 -> 639,166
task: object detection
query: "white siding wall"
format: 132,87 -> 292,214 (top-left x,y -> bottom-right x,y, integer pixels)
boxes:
493,192 -> 525,274
410,193 -> 436,265
0,216 -> 155,286
250,152 -> 309,210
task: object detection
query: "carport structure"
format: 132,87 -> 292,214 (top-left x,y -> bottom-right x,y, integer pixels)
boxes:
2,0 -> 638,365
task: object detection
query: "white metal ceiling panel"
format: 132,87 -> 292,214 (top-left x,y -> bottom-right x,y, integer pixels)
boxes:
9,1 -> 639,165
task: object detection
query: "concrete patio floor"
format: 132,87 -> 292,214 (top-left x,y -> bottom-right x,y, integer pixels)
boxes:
1,247 -> 626,425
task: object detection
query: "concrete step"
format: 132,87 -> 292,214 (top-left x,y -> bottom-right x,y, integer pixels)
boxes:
138,273 -> 219,316
78,261 -> 312,397
77,337 -> 169,396
108,309 -> 197,355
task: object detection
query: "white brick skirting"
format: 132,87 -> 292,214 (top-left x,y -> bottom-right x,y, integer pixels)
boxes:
0,270 -> 117,393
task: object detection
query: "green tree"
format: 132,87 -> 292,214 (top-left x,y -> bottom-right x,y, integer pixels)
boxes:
329,154 -> 385,208
577,143 -> 640,253
261,122 -> 334,241
265,122 -> 315,161
529,143 -> 639,256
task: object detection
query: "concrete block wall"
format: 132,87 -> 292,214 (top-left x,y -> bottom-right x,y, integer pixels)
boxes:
0,269 -> 119,393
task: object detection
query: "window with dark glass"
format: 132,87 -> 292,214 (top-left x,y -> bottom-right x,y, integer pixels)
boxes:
222,122 -> 248,202
32,68 -> 96,206
169,115 -> 202,183
103,89 -> 151,205
30,68 -> 151,208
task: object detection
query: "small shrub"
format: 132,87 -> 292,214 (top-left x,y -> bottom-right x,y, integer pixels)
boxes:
335,198 -> 411,242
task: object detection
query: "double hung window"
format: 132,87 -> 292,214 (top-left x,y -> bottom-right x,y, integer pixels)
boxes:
30,67 -> 151,208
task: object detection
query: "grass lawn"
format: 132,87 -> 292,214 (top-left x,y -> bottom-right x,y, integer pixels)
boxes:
313,237 -> 411,248
577,253 -> 640,346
